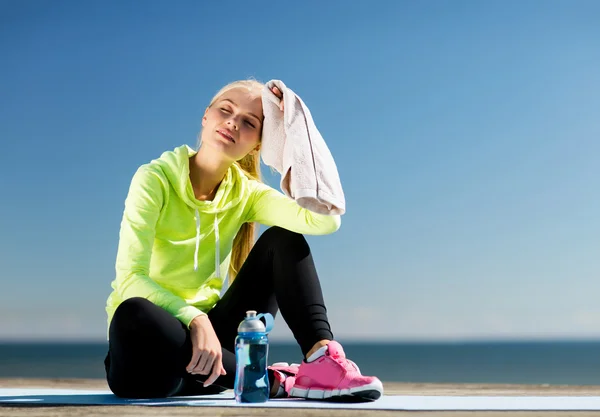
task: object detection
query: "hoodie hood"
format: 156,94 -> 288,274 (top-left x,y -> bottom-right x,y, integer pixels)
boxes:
151,144 -> 247,214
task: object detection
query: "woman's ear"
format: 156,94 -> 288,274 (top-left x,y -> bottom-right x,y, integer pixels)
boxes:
201,107 -> 209,127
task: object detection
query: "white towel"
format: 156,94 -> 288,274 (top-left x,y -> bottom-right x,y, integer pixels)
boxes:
261,80 -> 346,215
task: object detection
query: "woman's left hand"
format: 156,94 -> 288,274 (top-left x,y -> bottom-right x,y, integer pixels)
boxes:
271,86 -> 284,112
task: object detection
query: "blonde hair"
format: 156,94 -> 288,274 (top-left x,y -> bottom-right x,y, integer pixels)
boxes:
202,79 -> 265,282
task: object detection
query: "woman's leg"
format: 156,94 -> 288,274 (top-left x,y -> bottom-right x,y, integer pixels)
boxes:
216,226 -> 382,402
208,226 -> 334,358
105,297 -> 232,398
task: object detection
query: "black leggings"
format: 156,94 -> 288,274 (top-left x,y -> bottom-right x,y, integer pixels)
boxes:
105,226 -> 334,398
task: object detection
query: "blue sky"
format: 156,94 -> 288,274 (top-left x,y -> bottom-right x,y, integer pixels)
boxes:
1,0 -> 599,342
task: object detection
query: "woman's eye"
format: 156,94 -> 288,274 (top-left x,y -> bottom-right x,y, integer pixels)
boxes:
220,108 -> 231,113
245,120 -> 256,128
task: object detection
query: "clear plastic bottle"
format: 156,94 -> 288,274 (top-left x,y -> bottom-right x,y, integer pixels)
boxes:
234,310 -> 274,403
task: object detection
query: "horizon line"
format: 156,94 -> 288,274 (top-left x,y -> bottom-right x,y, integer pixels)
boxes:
3,336 -> 600,344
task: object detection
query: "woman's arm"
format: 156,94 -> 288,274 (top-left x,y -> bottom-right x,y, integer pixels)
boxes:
245,180 -> 341,234
114,166 -> 205,328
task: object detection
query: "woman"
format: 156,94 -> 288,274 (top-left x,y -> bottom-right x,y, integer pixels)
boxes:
104,79 -> 383,402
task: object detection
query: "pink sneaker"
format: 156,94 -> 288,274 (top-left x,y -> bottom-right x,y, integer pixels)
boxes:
269,362 -> 300,375
268,362 -> 300,398
289,341 -> 383,402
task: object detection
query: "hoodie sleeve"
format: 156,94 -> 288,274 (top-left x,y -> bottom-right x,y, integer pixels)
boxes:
114,166 -> 206,328
246,181 -> 341,234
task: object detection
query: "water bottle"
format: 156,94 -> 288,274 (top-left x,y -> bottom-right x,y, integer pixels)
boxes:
234,310 -> 274,403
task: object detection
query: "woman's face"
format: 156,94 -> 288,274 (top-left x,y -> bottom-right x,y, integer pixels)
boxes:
201,87 -> 263,161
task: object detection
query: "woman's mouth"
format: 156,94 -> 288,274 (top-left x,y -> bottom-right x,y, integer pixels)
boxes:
217,129 -> 235,143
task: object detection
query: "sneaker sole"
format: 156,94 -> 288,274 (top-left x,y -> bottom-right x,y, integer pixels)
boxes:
289,380 -> 383,402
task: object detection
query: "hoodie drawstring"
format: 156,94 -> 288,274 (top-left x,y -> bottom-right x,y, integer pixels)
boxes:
194,209 -> 201,271
214,213 -> 220,279
193,208 -> 221,280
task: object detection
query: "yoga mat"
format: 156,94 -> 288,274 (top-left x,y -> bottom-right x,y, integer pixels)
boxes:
1,388 -> 600,410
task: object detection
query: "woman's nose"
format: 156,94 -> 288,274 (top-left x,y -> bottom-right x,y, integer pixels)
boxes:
226,116 -> 239,130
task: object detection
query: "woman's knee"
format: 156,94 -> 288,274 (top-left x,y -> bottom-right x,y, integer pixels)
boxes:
258,226 -> 308,249
113,297 -> 154,321
110,297 -> 157,335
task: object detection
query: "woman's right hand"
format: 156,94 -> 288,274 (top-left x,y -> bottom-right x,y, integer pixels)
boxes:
187,314 -> 226,387
271,85 -> 284,112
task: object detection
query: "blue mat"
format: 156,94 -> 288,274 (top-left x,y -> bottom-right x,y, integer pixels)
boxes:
1,388 -> 600,410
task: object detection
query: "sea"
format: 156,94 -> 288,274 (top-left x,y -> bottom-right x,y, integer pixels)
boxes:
1,341 -> 600,385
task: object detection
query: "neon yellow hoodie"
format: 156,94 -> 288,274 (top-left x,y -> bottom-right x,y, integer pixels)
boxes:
105,145 -> 341,331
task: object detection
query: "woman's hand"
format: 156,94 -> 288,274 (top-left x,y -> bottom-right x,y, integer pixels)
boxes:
187,314 -> 226,387
271,85 -> 285,112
